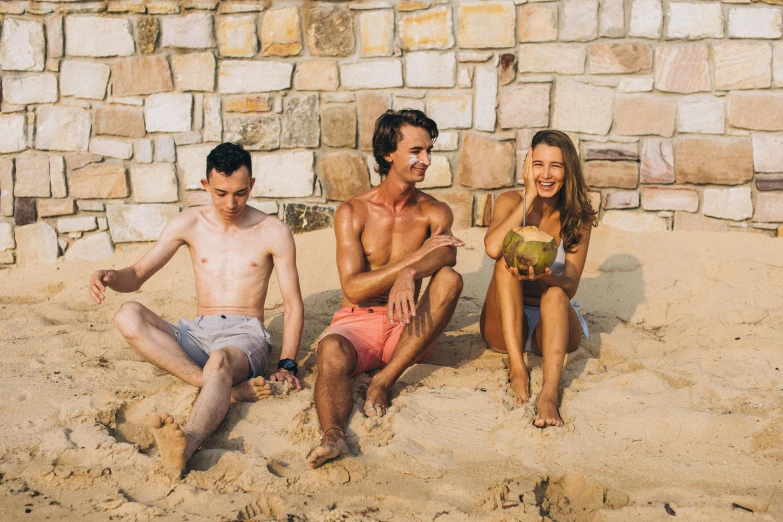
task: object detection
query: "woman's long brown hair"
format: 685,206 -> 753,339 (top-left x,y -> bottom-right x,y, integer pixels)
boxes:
531,130 -> 598,253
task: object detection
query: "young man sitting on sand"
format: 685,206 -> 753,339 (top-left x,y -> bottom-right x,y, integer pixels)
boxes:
307,109 -> 464,469
89,142 -> 304,473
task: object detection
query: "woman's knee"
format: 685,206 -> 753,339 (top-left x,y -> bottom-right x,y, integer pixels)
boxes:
317,337 -> 355,375
540,286 -> 569,308
113,301 -> 145,336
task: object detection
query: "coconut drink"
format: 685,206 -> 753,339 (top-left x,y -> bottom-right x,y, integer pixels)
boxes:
502,226 -> 557,275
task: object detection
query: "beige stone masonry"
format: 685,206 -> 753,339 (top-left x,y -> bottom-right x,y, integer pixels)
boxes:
458,133 -> 515,189
225,95 -> 271,113
223,114 -> 280,151
0,114 -> 27,153
89,137 -> 133,160
358,92 -> 391,151
261,7 -> 303,57
436,191 -> 473,230
674,211 -> 729,232
427,92 -> 473,129
614,95 -> 676,137
588,42 -> 652,74
552,79 -> 614,135
602,210 -> 667,231
161,13 -> 215,49
65,232 -> 114,261
676,95 -> 725,135
713,42 -> 771,91
14,153 -> 50,198
458,1 -> 516,49
218,15 -> 258,58
728,7 -> 783,39
641,187 -> 698,212
38,198 -> 76,218
359,9 -> 394,57
293,61 -> 339,91
35,106 -> 91,152
65,17 -> 135,57
560,0 -> 599,42
2,74 -> 58,105
604,191 -> 640,210
341,60 -> 403,90
752,134 -> 783,173
518,4 -> 558,43
61,61 -> 110,100
131,164 -> 179,203
94,106 -> 146,138
45,16 -> 63,60
499,84 -> 550,129
177,144 -> 216,190
0,222 -> 14,251
0,18 -> 45,72
728,92 -> 783,131
68,163 -> 128,199
519,44 -> 586,74
111,55 -> 173,97
320,153 -> 371,201
665,2 -> 724,40
599,0 -> 625,38
106,204 -> 180,243
57,216 -> 97,234
629,0 -> 663,39
754,193 -> 783,222
322,105 -> 357,148
405,52 -> 457,88
399,6 -> 454,50
49,156 -> 66,198
474,66 -> 498,132
144,93 -> 192,133
219,60 -> 293,93
172,53 -> 216,92
420,156 -> 452,189
703,186 -> 753,221
15,222 -> 58,264
675,137 -> 753,185
583,141 -> 638,161
654,44 -> 710,93
306,3 -> 354,57
585,161 -> 638,188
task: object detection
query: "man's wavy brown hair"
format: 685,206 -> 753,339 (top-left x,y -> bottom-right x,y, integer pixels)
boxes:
531,130 -> 598,253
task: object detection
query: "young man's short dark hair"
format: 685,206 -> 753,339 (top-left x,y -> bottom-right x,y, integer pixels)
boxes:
372,109 -> 439,177
205,142 -> 253,179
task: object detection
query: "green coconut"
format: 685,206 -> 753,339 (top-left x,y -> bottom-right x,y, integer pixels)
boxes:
502,226 -> 557,275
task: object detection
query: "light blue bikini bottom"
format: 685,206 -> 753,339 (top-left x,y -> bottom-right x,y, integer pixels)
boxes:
523,301 -> 589,353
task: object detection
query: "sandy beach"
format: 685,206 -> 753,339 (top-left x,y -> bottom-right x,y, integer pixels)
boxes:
0,226 -> 781,521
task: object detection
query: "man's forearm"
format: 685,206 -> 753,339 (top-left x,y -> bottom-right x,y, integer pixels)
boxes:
108,267 -> 145,293
278,303 -> 304,361
404,246 -> 457,279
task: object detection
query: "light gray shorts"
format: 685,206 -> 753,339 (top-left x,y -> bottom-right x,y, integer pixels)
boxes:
167,315 -> 272,378
523,301 -> 589,353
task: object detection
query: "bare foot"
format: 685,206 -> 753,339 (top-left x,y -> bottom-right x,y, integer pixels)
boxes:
509,369 -> 531,405
363,379 -> 391,418
230,377 -> 272,403
533,392 -> 563,428
306,433 -> 350,469
150,413 -> 189,471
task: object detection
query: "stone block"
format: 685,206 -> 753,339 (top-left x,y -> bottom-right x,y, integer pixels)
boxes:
629,0 -> 663,38
457,65 -> 474,88
434,131 -> 459,151
61,60 -> 110,100
79,201 -> 106,212
676,96 -> 725,135
640,139 -> 674,184
752,134 -> 783,173
552,79 -> 614,135
641,187 -> 698,212
499,84 -> 550,129
2,74 -> 58,104
666,2 -> 724,39
251,150 -> 314,198
728,7 -> 783,39
0,18 -> 45,72
293,60 -> 339,91
714,42 -> 771,91
68,163 -> 128,199
171,52 -> 216,92
320,153 -> 371,201
38,198 -> 76,217
282,94 -> 320,149
57,216 -> 97,234
458,133 -> 515,189
340,60 -> 403,90
15,222 -> 58,264
322,105 -> 356,148
89,137 -> 133,160
756,174 -> 783,191
674,211 -> 729,232
161,13 -> 215,49
65,232 -> 114,261
219,61 -> 293,93
602,210 -> 667,232
306,4 -> 354,57
130,163 -> 179,203
0,159 -> 13,217
0,114 -> 26,153
617,78 -> 654,93
588,42 -> 651,74
218,15 -> 257,58
35,106 -> 92,152
0,251 -> 13,264
774,42 -> 783,88
106,204 -> 180,243
399,5 -> 454,50
65,17 -> 135,57
145,93 -> 192,133
435,191 -> 473,230
405,52 -> 456,88
282,202 -> 335,234
225,95 -> 271,113
427,92 -> 473,130
584,161 -> 638,188
0,222 -> 14,251
14,154 -> 49,198
223,114 -> 280,151
111,55 -> 173,97
561,0 -> 599,42
45,16 -> 63,60
65,153 -> 102,172
518,4 -> 558,42
261,6 -> 302,57
14,198 -> 36,226
458,1 -> 516,48
702,186 -> 753,220
359,9 -> 394,56
754,192 -> 783,222
137,16 -> 159,54
654,44 -> 711,93
604,191 -> 640,210
518,43 -> 586,75
94,105 -> 146,138
177,144 -> 215,189
50,156 -> 66,198
583,141 -> 638,161
358,92 -> 391,151
420,155 -> 452,189
675,137 -> 753,185
599,0 -> 625,38
475,193 -> 494,227
203,96 -> 222,142
614,95 -> 675,137
474,66 -> 498,132
728,92 -> 783,131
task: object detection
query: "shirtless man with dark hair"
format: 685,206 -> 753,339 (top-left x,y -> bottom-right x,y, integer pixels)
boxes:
307,110 -> 465,469
89,142 -> 304,473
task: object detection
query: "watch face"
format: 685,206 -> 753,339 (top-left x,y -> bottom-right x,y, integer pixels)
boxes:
279,359 -> 297,373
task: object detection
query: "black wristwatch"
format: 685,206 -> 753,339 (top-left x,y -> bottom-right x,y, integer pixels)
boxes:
277,358 -> 298,376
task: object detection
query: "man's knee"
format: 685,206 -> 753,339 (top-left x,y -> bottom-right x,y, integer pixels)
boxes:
540,286 -> 568,307
317,336 -> 355,375
114,301 -> 145,337
203,349 -> 234,374
432,266 -> 463,298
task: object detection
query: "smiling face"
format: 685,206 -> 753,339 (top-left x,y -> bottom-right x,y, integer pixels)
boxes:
531,143 -> 565,199
201,166 -> 255,221
384,124 -> 433,184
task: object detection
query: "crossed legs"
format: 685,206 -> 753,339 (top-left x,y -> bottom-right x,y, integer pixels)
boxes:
307,267 -> 463,469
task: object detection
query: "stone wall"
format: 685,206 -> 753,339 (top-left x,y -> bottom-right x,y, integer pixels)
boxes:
1,0 -> 782,264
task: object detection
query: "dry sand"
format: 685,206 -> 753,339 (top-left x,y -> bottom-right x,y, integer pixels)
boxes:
0,226 -> 781,521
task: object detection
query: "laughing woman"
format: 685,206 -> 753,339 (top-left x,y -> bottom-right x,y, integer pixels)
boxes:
480,130 -> 597,428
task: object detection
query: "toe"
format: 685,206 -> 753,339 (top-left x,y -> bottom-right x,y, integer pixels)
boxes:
364,402 -> 378,417
150,414 -> 163,428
